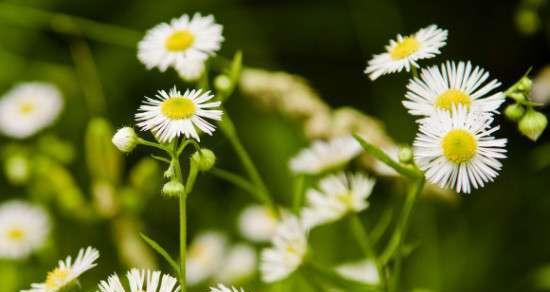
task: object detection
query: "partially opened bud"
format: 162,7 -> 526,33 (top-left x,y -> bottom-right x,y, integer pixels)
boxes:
191,148 -> 216,171
162,180 -> 185,197
519,109 -> 548,141
505,103 -> 526,121
112,127 -> 139,153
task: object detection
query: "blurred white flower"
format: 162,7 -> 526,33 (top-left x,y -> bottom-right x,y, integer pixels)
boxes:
187,231 -> 227,286
238,204 -> 278,243
22,246 -> 99,292
531,66 -> 550,106
215,243 -> 257,284
0,200 -> 49,259
97,269 -> 180,292
210,284 -> 244,292
301,172 -> 375,228
112,127 -> 139,153
403,61 -> 505,118
414,106 -> 507,194
138,13 -> 223,72
0,82 -> 63,139
365,25 -> 448,80
176,58 -> 206,82
135,87 -> 222,142
336,259 -> 379,285
289,135 -> 362,175
260,215 -> 307,283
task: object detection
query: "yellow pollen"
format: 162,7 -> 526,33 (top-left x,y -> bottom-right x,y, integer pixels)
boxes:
19,102 -> 35,115
45,267 -> 69,289
337,193 -> 354,208
7,228 -> 25,240
160,97 -> 196,120
165,30 -> 195,51
441,129 -> 477,164
435,89 -> 472,111
390,36 -> 420,60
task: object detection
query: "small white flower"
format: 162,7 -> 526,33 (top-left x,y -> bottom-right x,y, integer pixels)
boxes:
414,106 -> 507,194
22,246 -> 99,292
135,87 -> 222,143
0,82 -> 63,139
238,205 -> 279,243
289,135 -> 363,175
260,215 -> 307,283
210,284 -> 244,292
138,13 -> 223,72
186,231 -> 227,285
365,25 -> 448,80
403,61 -> 505,118
176,59 -> 206,82
0,200 -> 49,259
215,244 -> 257,284
97,269 -> 180,292
112,127 -> 139,153
301,172 -> 375,228
336,259 -> 379,285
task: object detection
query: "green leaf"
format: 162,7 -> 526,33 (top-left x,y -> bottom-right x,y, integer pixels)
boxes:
140,233 -> 180,276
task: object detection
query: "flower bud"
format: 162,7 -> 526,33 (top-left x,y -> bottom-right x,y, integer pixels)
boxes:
3,154 -> 30,185
517,76 -> 533,92
112,127 -> 139,153
398,146 -> 414,164
162,180 -> 185,197
214,74 -> 232,93
504,103 -> 525,121
519,109 -> 548,141
191,148 -> 216,171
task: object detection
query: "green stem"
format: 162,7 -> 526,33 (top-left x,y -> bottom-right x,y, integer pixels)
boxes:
138,138 -> 167,151
349,214 -> 388,291
209,168 -> 257,197
411,66 -> 419,79
170,153 -> 186,290
292,175 -> 305,214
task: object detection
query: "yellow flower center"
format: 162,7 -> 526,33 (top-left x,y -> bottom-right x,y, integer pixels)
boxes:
435,89 -> 472,111
165,30 -> 195,51
160,97 -> 196,120
441,129 -> 477,164
7,228 -> 25,240
19,102 -> 35,115
337,192 -> 354,208
45,267 -> 70,289
390,36 -> 420,60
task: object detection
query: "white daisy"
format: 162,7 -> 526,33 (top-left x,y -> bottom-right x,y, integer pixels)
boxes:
22,246 -> 99,292
215,243 -> 257,284
186,231 -> 227,285
238,204 -> 279,243
0,82 -> 63,139
260,215 -> 307,283
97,269 -> 180,292
365,25 -> 448,80
336,259 -> 379,285
135,87 -> 222,143
289,135 -> 363,175
176,58 -> 206,82
413,106 -> 507,194
0,200 -> 50,260
138,13 -> 223,72
210,284 -> 244,292
403,61 -> 505,118
301,172 -> 375,228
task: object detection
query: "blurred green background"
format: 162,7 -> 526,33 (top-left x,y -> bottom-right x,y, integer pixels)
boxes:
1,0 -> 550,291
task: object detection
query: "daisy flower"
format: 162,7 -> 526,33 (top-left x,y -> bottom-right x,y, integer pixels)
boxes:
301,172 -> 375,228
22,246 -> 99,292
289,135 -> 363,175
215,244 -> 257,284
365,25 -> 448,80
238,204 -> 279,243
0,82 -> 63,139
260,215 -> 307,283
336,259 -> 379,285
403,61 -> 505,118
210,284 -> 244,292
138,13 -> 223,72
413,106 -> 507,194
0,200 -> 50,260
97,269 -> 180,292
135,87 -> 222,142
186,231 -> 227,285
176,58 -> 206,82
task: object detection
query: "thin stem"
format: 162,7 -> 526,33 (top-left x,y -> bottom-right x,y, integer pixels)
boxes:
349,214 -> 388,291
138,138 -> 167,152
171,154 -> 186,291
209,168 -> 257,197
292,175 -> 305,214
411,66 -> 419,79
